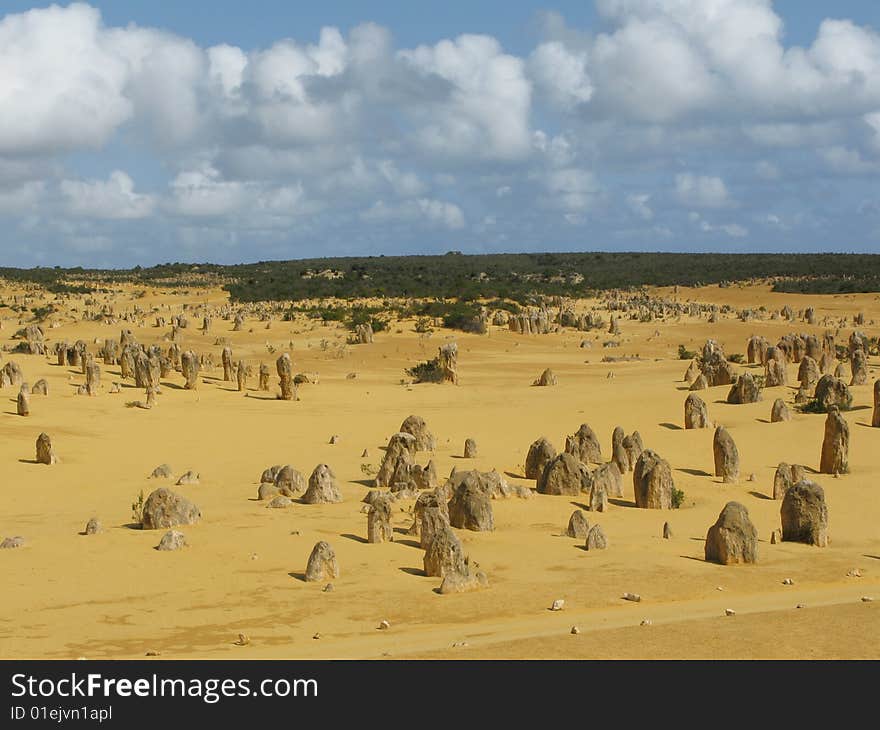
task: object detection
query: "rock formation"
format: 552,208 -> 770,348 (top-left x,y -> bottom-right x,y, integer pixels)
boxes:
305,541 -> 339,581
566,510 -> 590,538
713,426 -> 740,483
727,373 -> 761,404
447,472 -> 494,531
400,415 -> 436,451
819,406 -> 849,475
537,452 -> 590,496
438,343 -> 458,384
684,393 -> 710,428
525,437 -> 556,480
814,375 -> 852,412
276,353 -> 295,400
781,480 -> 828,547
771,398 -> 791,422
303,464 -> 342,504
704,502 -> 758,564
633,449 -> 674,509
141,488 -> 201,529
35,432 -> 56,465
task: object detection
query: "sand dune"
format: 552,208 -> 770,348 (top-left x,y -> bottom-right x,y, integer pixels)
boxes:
0,282 -> 878,659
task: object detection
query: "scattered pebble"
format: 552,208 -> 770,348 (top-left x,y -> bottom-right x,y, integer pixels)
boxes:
716,586 -> 724,591
847,569 -> 862,578
725,608 -> 736,616
452,641 -> 468,648
290,530 -> 301,536
551,599 -> 565,611
323,583 -> 335,593
861,596 -> 874,603
234,633 -> 250,646
782,578 -> 793,585
796,604 -> 806,609
377,619 -> 390,630
312,633 -> 321,640
622,592 -> 641,602
640,618 -> 653,626
570,626 -> 580,634
145,650 -> 161,656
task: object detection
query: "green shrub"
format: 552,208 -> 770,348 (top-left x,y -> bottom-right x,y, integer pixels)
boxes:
346,306 -> 389,333
406,357 -> 444,383
131,490 -> 146,526
678,344 -> 697,360
728,353 -> 745,364
671,487 -> 686,509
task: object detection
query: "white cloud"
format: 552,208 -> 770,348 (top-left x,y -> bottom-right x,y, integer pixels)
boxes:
689,210 -> 748,237
61,171 -> 155,219
528,41 -> 593,109
626,193 -> 653,220
0,4 -> 132,154
361,198 -> 465,229
675,173 -> 731,208
397,34 -> 532,160
0,181 -> 44,214
542,168 -> 601,213
820,145 -> 880,174
3,2 -> 880,263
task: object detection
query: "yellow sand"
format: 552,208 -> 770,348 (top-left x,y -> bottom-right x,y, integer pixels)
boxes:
0,281 -> 878,659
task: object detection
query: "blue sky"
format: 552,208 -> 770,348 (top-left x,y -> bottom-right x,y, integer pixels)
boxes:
1,1 -> 880,267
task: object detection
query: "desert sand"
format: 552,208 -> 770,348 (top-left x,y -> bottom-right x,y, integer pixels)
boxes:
0,281 -> 878,659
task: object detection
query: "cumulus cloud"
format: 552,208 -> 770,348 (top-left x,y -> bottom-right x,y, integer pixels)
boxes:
397,34 -> 533,160
61,171 -> 155,219
5,1 -> 880,263
675,173 -> 731,208
361,198 -> 465,229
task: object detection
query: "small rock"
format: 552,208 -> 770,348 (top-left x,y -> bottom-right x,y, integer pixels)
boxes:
145,650 -> 161,656
716,586 -> 724,591
782,578 -> 793,585
312,633 -> 321,640
551,599 -> 565,611
290,530 -> 301,536
377,619 -> 390,630
640,618 -> 653,626
570,626 -> 580,634
234,633 -> 250,646
0,536 -> 25,549
156,530 -> 187,551
84,517 -> 103,535
796,604 -> 806,609
329,435 -> 340,444
323,583 -> 334,593
266,495 -> 293,509
452,641 -> 468,648
622,592 -> 641,602
847,569 -> 862,578
176,470 -> 200,485
662,521 -> 672,539
747,473 -> 756,482
725,608 -> 736,616
861,596 -> 874,602
361,449 -> 369,458
770,529 -> 781,544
